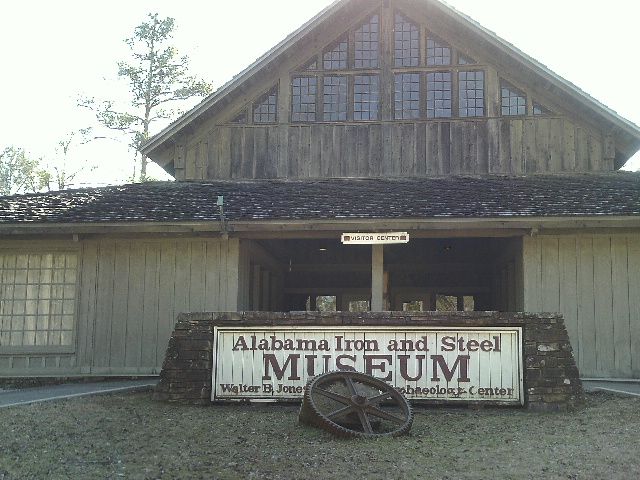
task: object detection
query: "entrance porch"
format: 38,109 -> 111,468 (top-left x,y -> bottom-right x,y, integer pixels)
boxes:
237,236 -> 522,314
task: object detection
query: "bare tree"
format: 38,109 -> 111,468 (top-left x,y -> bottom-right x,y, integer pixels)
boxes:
39,129 -> 97,190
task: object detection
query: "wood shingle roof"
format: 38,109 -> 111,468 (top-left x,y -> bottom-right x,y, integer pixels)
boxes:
1,173 -> 639,225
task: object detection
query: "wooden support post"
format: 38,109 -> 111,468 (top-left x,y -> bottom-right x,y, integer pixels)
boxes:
371,244 -> 384,311
251,264 -> 261,310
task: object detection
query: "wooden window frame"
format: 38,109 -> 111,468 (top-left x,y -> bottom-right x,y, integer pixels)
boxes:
252,86 -> 279,124
323,36 -> 349,71
353,74 -> 380,121
323,75 -> 349,122
458,69 -> 485,118
394,11 -> 421,68
426,70 -> 453,118
291,75 -> 318,123
426,36 -> 452,67
394,72 -> 422,120
0,250 -> 79,355
501,80 -> 527,116
354,14 -> 380,69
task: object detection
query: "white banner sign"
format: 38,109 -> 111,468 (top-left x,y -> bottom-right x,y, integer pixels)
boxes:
341,232 -> 409,244
212,326 -> 523,404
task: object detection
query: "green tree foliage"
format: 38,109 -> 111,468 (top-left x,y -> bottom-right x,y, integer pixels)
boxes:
0,146 -> 47,195
79,13 -> 212,181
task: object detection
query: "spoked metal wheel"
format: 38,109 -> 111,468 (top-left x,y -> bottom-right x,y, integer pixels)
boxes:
299,371 -> 413,438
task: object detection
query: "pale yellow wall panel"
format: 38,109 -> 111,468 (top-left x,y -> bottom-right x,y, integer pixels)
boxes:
592,236 -> 615,376
628,236 -> 640,377
522,236 -> 542,312
611,236 -> 632,376
156,242 -> 177,367
558,236 -> 579,366
124,242 -> 145,369
540,236 -> 560,313
524,234 -> 640,379
576,236 -> 597,375
141,244 -> 161,369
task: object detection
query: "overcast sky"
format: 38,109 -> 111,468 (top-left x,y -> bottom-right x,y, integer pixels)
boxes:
1,0 -> 639,187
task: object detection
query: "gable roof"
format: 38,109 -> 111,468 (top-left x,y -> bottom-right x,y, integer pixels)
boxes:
1,173 -> 639,229
140,0 -> 640,167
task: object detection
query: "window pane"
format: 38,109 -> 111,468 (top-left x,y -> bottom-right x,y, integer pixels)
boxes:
253,88 -> 278,123
0,253 -> 77,348
501,82 -> 526,116
426,37 -> 451,66
458,54 -> 475,65
426,71 -> 452,118
459,70 -> 484,117
354,15 -> 379,68
394,13 -> 419,67
323,38 -> 348,70
323,76 -> 348,121
533,103 -> 550,115
394,73 -> 420,119
353,75 -> 379,121
231,112 -> 246,124
291,76 -> 317,122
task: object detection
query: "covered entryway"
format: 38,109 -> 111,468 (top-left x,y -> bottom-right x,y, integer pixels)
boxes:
237,236 -> 522,314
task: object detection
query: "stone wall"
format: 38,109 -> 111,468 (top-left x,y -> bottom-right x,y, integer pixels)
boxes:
154,311 -> 584,411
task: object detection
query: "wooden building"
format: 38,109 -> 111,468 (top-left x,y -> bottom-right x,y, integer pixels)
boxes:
1,0 -> 639,380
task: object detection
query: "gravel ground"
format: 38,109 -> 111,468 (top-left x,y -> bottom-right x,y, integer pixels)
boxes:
0,391 -> 638,479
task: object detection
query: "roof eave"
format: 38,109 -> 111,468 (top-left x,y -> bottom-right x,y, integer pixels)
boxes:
1,215 -> 639,237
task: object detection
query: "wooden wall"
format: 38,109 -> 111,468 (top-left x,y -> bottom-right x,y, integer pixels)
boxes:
492,238 -> 523,313
179,117 -> 611,180
0,237 -> 240,377
523,234 -> 640,379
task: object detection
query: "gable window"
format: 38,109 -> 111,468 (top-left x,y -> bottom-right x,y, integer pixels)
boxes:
0,253 -> 77,350
426,37 -> 451,66
459,70 -> 484,117
287,11 -> 488,123
231,112 -> 247,124
292,76 -> 317,122
323,38 -> 348,70
323,76 -> 348,121
303,58 -> 318,70
354,75 -> 379,120
426,72 -> 452,118
501,82 -> 526,116
253,88 -> 278,123
395,73 -> 420,119
533,103 -> 550,115
394,14 -> 419,67
458,54 -> 476,65
354,15 -> 379,68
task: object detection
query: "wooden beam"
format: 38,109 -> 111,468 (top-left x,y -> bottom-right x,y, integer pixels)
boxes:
371,244 -> 384,311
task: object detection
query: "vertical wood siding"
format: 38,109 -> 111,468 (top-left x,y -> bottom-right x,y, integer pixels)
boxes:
523,234 -> 640,379
0,238 -> 240,377
190,118 -> 608,181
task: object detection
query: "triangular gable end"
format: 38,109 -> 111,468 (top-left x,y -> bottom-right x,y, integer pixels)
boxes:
141,0 -> 640,174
